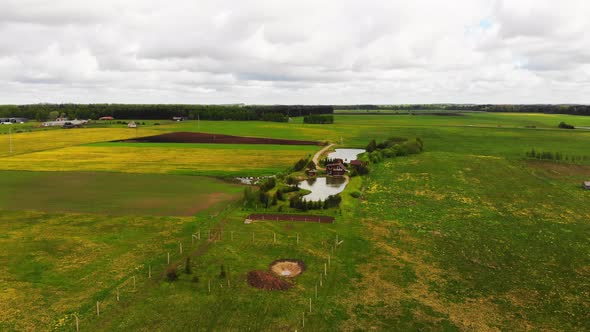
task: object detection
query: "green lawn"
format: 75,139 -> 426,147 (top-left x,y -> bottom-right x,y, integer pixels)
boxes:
2,112 -> 590,331
0,171 -> 243,216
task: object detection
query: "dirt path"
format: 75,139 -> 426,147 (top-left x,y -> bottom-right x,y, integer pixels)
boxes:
312,143 -> 335,169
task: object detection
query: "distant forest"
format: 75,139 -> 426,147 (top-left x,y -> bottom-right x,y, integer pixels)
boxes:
0,104 -> 333,122
3,103 -> 590,121
335,104 -> 590,116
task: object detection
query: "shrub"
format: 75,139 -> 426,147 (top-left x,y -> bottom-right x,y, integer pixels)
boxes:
558,122 -> 575,129
286,176 -> 299,186
350,191 -> 361,198
366,139 -> 377,152
166,265 -> 178,282
259,177 -> 276,192
219,265 -> 227,279
191,276 -> 200,283
303,114 -> 334,124
185,257 -> 192,274
293,158 -> 308,171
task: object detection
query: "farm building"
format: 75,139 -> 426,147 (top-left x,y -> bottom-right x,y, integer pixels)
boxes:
128,121 -> 137,128
306,169 -> 317,177
99,116 -> 114,120
326,162 -> 346,176
172,116 -> 187,121
583,181 -> 590,190
0,117 -> 28,124
43,119 -> 88,127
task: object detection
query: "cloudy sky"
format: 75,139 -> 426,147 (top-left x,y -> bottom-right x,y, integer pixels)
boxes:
1,0 -> 589,104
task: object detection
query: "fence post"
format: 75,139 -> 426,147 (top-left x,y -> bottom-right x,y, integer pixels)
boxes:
179,242 -> 183,254
149,265 -> 152,279
74,314 -> 79,331
167,252 -> 170,264
96,301 -> 100,316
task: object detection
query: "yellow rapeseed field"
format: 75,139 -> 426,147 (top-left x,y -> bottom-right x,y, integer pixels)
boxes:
0,145 -> 317,175
0,127 -> 162,157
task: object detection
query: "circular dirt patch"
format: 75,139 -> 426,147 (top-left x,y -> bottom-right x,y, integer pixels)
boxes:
269,259 -> 306,278
247,270 -> 293,290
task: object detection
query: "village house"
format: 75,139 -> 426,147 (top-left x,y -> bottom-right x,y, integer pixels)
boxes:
306,169 -> 317,177
326,162 -> 346,176
0,117 -> 28,124
128,121 -> 137,128
583,181 -> 590,190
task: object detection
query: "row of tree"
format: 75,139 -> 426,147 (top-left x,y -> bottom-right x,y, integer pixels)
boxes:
0,104 -> 334,122
525,149 -> 590,162
303,114 -> 334,124
336,104 -> 590,116
289,194 -> 342,211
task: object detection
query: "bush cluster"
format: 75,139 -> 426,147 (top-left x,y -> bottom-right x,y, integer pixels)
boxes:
289,194 -> 342,211
525,148 -> 590,162
303,114 -> 334,124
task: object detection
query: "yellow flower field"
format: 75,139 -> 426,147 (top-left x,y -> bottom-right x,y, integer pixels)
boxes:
0,127 -> 162,157
0,144 -> 318,176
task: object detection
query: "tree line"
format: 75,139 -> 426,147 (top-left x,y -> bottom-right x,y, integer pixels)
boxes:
0,104 -> 333,122
303,114 -> 334,124
525,148 -> 590,163
335,104 -> 590,116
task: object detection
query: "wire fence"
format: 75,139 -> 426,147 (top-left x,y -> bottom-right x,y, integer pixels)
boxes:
59,225 -> 345,331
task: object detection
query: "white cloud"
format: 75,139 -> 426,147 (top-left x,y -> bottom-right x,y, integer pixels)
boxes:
0,0 -> 589,104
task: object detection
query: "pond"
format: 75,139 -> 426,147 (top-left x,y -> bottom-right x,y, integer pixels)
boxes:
298,177 -> 348,201
327,148 -> 365,163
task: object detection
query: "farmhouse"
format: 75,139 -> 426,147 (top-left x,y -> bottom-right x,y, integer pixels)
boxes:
583,181 -> 590,190
128,121 -> 137,128
306,169 -> 317,177
326,162 -> 346,176
0,117 -> 28,124
99,116 -> 114,120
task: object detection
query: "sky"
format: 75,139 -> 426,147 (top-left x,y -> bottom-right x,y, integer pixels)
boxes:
0,0 -> 589,104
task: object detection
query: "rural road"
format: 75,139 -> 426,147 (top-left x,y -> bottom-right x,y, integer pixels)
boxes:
312,143 -> 335,168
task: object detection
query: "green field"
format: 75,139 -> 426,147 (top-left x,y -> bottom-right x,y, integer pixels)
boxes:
0,171 -> 243,216
1,113 -> 589,331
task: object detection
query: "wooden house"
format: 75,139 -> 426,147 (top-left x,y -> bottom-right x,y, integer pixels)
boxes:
326,162 -> 346,176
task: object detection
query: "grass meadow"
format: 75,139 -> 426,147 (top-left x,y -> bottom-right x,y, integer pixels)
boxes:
1,112 -> 589,330
0,171 -> 243,216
